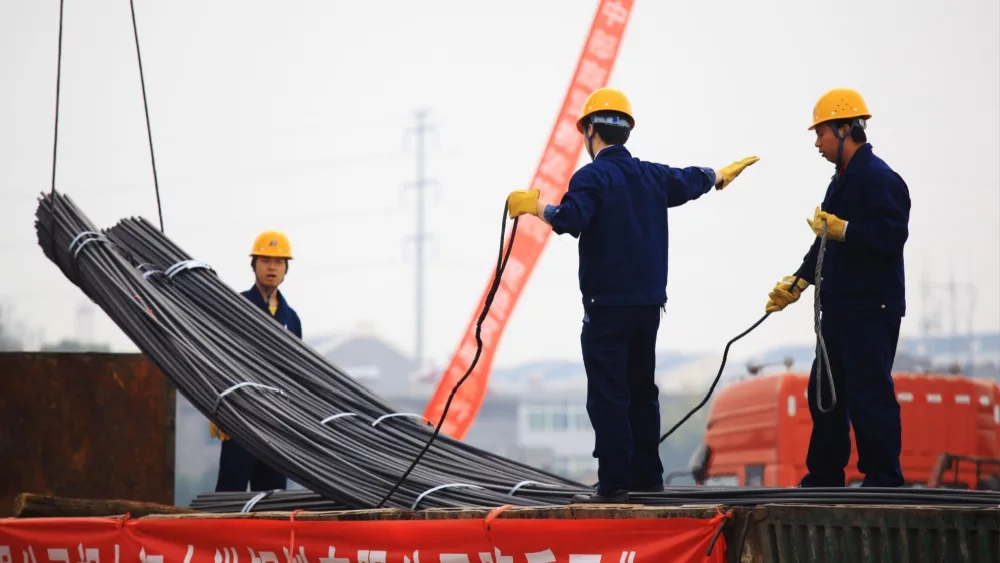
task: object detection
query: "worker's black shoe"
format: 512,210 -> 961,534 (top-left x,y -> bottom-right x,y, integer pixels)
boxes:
571,489 -> 631,504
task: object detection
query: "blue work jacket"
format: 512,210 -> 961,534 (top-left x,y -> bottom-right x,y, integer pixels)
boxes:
795,143 -> 911,316
242,286 -> 303,338
543,145 -> 717,307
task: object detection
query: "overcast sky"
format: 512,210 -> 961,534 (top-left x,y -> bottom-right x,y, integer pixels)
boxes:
3,0 -> 998,369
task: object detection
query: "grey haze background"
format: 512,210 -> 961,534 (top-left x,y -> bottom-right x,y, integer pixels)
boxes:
2,1 -> 998,504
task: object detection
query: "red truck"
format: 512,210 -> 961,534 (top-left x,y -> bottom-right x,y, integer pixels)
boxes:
689,371 -> 1000,489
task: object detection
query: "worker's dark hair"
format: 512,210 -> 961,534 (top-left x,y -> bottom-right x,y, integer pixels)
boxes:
251,257 -> 289,273
829,118 -> 867,143
590,110 -> 632,146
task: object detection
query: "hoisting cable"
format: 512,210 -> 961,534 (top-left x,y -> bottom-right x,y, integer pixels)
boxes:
128,0 -> 165,232
46,0 -> 66,263
376,204 -> 520,508
658,220 -> 836,445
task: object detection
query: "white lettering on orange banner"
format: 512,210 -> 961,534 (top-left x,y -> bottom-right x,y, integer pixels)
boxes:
552,120 -> 581,154
479,315 -> 501,350
485,549 -> 512,563
576,59 -> 611,94
601,0 -> 630,26
524,551 -> 556,563
355,550 -> 386,563
538,146 -> 573,184
318,547 -> 349,563
564,88 -> 591,122
282,547 -> 307,563
76,546 -> 101,563
514,216 -> 549,245
217,548 -> 239,563
585,29 -> 621,61
456,342 -> 478,371
498,257 -> 527,291
489,286 -> 513,321
246,550 -> 277,563
45,550 -> 68,563
0,547 -> 656,563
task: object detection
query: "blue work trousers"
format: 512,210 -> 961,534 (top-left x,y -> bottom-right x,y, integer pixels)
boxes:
581,305 -> 664,495
215,439 -> 287,492
800,310 -> 905,488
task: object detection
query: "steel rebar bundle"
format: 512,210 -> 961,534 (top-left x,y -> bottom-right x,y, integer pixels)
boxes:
34,192 -> 583,511
189,485 -> 1000,513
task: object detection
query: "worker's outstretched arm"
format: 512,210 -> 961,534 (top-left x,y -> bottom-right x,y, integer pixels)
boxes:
647,156 -> 759,208
507,168 -> 601,238
544,168 -> 601,237
646,163 -> 717,208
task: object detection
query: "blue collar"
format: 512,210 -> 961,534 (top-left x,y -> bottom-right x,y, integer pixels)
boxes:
838,143 -> 874,179
594,144 -> 631,160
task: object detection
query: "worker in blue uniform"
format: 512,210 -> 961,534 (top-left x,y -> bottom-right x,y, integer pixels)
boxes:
210,230 -> 303,492
506,88 -> 759,503
766,88 -> 911,488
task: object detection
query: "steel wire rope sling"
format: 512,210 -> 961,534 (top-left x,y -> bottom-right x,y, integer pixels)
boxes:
44,0 -> 166,273
657,221 -> 838,446
377,204 -> 520,507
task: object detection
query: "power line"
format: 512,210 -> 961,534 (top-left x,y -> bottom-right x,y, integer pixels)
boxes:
405,109 -> 436,368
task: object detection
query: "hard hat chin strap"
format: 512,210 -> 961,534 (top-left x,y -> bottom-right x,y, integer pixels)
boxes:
832,118 -> 866,173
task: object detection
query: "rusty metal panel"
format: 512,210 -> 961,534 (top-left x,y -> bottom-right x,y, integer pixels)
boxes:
743,504 -> 1000,563
0,352 -> 175,516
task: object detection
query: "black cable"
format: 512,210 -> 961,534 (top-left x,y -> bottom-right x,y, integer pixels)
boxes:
657,233 -> 833,448
128,0 -> 165,232
376,202 -> 520,508
658,312 -> 773,444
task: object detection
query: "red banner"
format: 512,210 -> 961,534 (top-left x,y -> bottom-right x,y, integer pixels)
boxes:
1,512 -> 728,563
424,0 -> 636,440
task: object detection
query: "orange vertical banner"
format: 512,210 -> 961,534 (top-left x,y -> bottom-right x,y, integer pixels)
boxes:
424,0 -> 636,439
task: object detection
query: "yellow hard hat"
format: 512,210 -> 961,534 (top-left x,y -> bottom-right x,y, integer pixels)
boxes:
577,88 -> 635,133
809,88 -> 872,130
250,230 -> 293,259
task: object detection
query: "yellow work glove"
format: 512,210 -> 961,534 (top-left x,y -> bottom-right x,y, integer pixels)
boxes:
765,275 -> 810,313
506,189 -> 540,219
209,421 -> 230,441
715,156 -> 760,189
806,206 -> 847,241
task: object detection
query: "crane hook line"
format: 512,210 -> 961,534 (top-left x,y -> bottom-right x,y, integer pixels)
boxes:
47,0 -> 66,262
129,0 -> 165,232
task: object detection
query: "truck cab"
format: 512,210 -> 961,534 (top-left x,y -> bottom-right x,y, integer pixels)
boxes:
692,371 -> 1000,489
